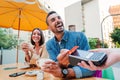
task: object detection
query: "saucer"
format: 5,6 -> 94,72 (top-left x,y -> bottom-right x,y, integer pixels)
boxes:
25,70 -> 40,76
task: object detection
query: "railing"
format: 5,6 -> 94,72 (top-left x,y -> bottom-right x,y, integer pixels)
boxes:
0,47 -> 3,64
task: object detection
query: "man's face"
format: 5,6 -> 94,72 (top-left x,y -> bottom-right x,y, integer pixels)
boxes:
47,13 -> 64,34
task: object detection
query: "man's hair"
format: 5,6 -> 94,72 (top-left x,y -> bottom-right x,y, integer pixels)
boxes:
46,11 -> 56,25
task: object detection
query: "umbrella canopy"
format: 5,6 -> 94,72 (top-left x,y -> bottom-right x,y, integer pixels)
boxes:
0,0 -> 48,63
0,0 -> 48,31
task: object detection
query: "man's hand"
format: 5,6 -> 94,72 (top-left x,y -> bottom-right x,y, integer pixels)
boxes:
41,61 -> 63,77
57,49 -> 70,68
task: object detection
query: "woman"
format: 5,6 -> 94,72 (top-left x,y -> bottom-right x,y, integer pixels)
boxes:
21,28 -> 49,66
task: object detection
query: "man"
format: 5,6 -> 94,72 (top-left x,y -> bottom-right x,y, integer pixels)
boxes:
41,11 -> 95,79
78,48 -> 120,70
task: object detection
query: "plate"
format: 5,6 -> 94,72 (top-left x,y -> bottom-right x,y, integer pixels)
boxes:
25,70 -> 40,76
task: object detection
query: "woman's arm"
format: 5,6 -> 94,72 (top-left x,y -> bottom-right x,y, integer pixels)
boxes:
21,42 -> 33,62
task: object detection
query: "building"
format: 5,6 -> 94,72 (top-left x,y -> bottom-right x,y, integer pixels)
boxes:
39,0 -> 118,47
109,5 -> 120,28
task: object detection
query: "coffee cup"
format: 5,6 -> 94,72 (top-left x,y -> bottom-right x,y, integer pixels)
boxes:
36,58 -> 52,68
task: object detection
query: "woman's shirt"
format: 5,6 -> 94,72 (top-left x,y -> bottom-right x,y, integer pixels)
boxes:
26,44 -> 49,64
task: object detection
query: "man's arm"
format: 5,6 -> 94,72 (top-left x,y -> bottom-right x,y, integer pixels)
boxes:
57,49 -> 95,78
41,60 -> 75,78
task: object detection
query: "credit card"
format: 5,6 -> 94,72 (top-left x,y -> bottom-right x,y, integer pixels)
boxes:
68,46 -> 79,54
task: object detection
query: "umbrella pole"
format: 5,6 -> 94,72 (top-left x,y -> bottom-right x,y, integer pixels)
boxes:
16,8 -> 21,63
16,28 -> 20,63
16,41 -> 19,63
16,30 -> 20,63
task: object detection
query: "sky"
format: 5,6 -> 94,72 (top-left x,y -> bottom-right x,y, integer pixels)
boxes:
48,0 -> 120,10
43,0 -> 82,22
109,0 -> 120,6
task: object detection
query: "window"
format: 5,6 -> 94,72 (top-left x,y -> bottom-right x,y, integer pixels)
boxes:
68,25 -> 76,31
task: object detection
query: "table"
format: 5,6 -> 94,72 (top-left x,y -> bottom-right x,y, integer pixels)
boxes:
0,63 -> 109,80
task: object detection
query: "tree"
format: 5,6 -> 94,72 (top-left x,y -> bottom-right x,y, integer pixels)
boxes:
110,28 -> 120,48
88,38 -> 98,49
88,38 -> 108,49
0,28 -> 17,49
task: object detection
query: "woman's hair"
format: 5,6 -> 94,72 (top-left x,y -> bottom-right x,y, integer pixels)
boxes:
31,28 -> 45,46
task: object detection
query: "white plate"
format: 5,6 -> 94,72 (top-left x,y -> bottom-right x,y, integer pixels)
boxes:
25,70 -> 40,76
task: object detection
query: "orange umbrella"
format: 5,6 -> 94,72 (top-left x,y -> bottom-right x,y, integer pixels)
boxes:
0,0 -> 48,63
0,0 -> 48,31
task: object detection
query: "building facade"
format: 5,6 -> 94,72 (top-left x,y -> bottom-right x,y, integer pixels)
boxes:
39,0 -> 117,47
109,5 -> 120,28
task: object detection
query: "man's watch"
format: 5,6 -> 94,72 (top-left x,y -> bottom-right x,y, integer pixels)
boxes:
61,68 -> 69,78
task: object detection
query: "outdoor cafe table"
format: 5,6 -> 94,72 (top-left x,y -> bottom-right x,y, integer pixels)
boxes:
0,63 -> 109,80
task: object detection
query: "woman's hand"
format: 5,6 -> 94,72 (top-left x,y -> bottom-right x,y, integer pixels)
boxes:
21,42 -> 33,54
